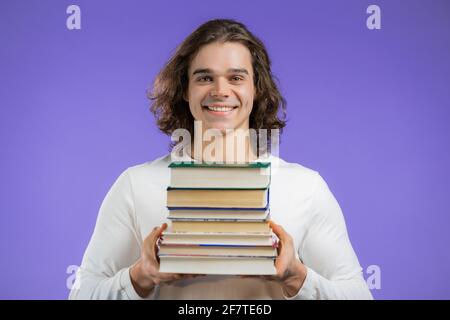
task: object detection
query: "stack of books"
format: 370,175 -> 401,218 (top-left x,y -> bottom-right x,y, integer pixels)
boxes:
158,161 -> 278,275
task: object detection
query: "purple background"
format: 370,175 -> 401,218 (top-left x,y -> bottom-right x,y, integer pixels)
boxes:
1,0 -> 449,299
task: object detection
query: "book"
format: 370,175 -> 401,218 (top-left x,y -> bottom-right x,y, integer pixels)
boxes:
159,160 -> 276,275
170,220 -> 270,234
166,187 -> 269,209
158,244 -> 277,257
159,255 -> 277,275
160,232 -> 276,246
168,208 -> 270,221
169,161 -> 271,189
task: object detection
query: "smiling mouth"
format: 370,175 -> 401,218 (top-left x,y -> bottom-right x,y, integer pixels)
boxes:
202,105 -> 239,112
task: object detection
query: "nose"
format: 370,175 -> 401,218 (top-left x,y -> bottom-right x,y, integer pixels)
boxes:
210,77 -> 230,98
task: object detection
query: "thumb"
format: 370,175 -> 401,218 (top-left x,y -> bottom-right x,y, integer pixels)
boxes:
159,222 -> 168,233
269,221 -> 287,242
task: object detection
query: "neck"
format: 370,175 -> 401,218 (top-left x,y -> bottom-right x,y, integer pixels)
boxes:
188,128 -> 259,163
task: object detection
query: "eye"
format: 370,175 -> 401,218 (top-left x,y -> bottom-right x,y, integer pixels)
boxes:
230,76 -> 244,82
197,76 -> 213,82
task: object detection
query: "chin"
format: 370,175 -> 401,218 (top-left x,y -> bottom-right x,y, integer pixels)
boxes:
204,122 -> 234,132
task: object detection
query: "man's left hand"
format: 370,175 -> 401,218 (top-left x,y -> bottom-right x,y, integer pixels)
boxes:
241,220 -> 308,298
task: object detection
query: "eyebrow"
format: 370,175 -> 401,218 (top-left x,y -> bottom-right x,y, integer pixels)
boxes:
192,68 -> 249,76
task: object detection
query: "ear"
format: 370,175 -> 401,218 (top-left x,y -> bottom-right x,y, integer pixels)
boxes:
183,91 -> 188,102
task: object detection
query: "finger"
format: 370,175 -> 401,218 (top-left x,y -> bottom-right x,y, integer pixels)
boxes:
144,225 -> 163,250
159,222 -> 168,235
269,220 -> 282,237
182,274 -> 202,279
239,275 -> 262,279
165,273 -> 203,284
152,223 -> 168,241
260,275 -> 277,281
239,275 -> 274,282
274,257 -> 290,278
158,272 -> 183,282
160,273 -> 201,283
269,221 -> 287,242
272,224 -> 294,249
276,239 -> 284,255
149,223 -> 168,258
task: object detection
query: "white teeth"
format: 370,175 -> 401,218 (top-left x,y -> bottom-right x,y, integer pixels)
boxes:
206,106 -> 235,112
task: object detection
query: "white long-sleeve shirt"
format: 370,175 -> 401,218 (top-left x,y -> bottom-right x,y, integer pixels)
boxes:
69,153 -> 373,300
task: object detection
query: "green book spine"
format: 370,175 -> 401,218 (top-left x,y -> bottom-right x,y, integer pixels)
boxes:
168,161 -> 271,169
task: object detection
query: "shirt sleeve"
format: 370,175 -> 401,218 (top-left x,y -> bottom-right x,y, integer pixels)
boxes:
68,169 -> 158,300
282,172 -> 373,300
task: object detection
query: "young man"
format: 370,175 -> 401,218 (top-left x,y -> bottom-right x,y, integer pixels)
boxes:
69,19 -> 373,300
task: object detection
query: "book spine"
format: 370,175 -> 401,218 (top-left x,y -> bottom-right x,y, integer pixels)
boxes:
167,205 -> 269,211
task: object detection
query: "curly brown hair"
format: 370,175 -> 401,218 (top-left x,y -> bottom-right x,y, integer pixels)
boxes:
149,18 -> 287,151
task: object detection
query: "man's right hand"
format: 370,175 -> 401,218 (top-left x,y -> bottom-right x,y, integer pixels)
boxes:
130,223 -> 200,298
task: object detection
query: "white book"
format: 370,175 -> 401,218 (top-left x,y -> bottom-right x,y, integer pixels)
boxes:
159,244 -> 277,257
168,209 -> 270,221
159,256 -> 276,275
161,232 -> 277,246
169,166 -> 270,189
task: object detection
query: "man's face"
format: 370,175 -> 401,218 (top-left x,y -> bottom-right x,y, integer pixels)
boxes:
185,41 -> 255,133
